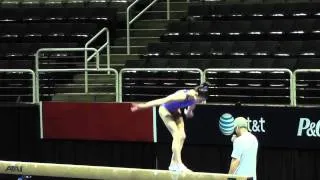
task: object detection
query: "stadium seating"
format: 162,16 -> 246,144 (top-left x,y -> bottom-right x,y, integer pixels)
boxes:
161,19 -> 320,42
187,3 -> 320,21
0,0 -> 119,102
124,2 -> 320,104
144,40 -> 320,61
121,69 -> 202,101
295,70 -> 320,105
0,6 -> 117,69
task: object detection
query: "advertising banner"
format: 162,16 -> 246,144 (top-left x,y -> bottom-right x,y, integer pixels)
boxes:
42,101 -> 320,149
156,105 -> 320,149
42,102 -> 154,142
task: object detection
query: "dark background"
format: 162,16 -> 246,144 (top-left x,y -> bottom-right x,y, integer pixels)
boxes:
0,103 -> 319,180
157,104 -> 320,149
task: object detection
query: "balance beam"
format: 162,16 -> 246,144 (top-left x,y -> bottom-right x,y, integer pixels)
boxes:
0,160 -> 251,180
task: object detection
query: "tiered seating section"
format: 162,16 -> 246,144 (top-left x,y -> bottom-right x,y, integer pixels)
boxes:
0,6 -> 116,69
121,69 -> 202,102
123,2 -> 320,105
295,71 -> 320,105
0,0 -> 118,102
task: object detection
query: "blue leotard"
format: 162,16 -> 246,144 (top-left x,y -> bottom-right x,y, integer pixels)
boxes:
162,90 -> 196,112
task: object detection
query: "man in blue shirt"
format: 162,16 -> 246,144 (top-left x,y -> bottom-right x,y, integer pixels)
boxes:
228,117 -> 258,180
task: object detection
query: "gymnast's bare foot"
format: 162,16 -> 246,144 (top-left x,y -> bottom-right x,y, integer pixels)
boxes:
178,164 -> 193,172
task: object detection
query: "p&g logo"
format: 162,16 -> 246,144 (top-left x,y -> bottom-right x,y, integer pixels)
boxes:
297,118 -> 320,137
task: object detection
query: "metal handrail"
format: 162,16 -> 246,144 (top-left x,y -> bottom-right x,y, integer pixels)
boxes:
85,27 -> 110,70
167,0 -> 170,20
119,68 -> 203,102
126,0 -> 159,54
126,0 -> 192,54
0,69 -> 36,103
293,69 -> 320,106
35,48 -> 99,94
37,68 -> 119,102
204,68 -> 294,106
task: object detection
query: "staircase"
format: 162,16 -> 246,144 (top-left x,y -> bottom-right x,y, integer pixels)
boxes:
52,0 -> 190,102
107,0 -> 189,70
51,73 -> 117,102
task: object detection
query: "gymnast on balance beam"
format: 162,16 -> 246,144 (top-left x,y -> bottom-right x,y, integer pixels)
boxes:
131,82 -> 209,172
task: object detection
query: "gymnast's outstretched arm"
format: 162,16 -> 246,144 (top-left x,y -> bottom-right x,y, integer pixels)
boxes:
131,91 -> 187,112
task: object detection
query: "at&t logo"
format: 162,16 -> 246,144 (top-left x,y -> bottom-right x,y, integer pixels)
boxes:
247,117 -> 266,133
220,113 -> 266,133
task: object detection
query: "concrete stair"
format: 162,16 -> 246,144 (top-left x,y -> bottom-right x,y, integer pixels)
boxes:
51,72 -> 118,102
52,93 -> 116,102
150,1 -> 189,11
108,1 -> 189,102
116,28 -> 166,37
53,0 -> 190,102
139,10 -> 186,20
114,36 -> 160,46
100,54 -> 141,71
110,0 -> 189,69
